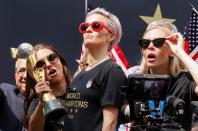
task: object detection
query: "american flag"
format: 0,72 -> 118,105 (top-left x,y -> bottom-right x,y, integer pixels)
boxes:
183,7 -> 198,63
110,44 -> 130,76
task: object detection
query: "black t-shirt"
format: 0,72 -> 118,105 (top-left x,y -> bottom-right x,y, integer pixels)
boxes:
28,94 -> 66,131
166,71 -> 197,130
64,59 -> 127,131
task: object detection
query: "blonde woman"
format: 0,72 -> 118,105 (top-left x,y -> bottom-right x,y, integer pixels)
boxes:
128,20 -> 198,130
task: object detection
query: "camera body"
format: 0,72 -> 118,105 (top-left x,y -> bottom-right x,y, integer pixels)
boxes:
121,74 -> 185,130
124,74 -> 170,100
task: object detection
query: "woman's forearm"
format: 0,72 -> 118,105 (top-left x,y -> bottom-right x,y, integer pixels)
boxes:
29,102 -> 45,131
102,106 -> 118,131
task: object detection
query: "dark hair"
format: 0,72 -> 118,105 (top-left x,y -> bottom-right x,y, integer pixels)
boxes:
24,43 -> 71,127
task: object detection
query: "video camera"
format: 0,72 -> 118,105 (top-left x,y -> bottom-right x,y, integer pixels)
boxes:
124,74 -> 170,100
121,74 -> 185,130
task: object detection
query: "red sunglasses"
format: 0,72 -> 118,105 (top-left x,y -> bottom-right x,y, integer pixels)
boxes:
79,21 -> 111,34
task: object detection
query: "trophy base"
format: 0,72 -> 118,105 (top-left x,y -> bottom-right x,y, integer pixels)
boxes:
44,99 -> 66,121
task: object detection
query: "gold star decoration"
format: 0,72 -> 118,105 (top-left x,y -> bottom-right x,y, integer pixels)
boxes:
139,4 -> 176,24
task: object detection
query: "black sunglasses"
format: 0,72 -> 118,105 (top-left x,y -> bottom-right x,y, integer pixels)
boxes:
35,53 -> 58,69
138,38 -> 166,49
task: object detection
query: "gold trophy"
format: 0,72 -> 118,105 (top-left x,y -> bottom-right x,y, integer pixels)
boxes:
27,53 -> 66,121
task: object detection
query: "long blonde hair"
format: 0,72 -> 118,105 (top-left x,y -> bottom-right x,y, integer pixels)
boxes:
139,20 -> 185,77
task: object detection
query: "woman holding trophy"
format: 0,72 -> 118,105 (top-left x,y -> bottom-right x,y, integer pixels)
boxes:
24,43 -> 71,131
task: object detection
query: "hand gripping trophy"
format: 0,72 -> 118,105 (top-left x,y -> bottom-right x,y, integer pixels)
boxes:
26,46 -> 66,122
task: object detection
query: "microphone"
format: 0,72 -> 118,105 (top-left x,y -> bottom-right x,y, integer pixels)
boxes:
166,95 -> 185,115
18,43 -> 33,58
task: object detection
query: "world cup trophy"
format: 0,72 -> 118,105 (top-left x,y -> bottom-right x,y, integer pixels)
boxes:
27,51 -> 66,122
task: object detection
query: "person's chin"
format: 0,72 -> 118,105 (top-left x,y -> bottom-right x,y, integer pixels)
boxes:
84,39 -> 96,45
147,62 -> 157,68
21,83 -> 26,88
49,75 -> 61,83
19,86 -> 26,94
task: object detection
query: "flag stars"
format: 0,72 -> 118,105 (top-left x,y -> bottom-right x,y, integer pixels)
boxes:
139,4 -> 176,24
183,9 -> 198,61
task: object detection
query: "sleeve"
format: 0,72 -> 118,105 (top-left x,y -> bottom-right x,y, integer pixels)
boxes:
27,98 -> 39,118
100,65 -> 127,108
173,72 -> 197,100
190,80 -> 198,100
183,72 -> 198,100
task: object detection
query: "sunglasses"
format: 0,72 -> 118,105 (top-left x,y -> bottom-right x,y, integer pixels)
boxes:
35,53 -> 58,69
138,38 -> 166,49
79,21 -> 110,34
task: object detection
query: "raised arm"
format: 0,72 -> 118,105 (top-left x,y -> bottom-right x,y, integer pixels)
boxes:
166,33 -> 198,93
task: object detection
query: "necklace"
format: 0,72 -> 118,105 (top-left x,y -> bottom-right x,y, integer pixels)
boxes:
85,57 -> 110,71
